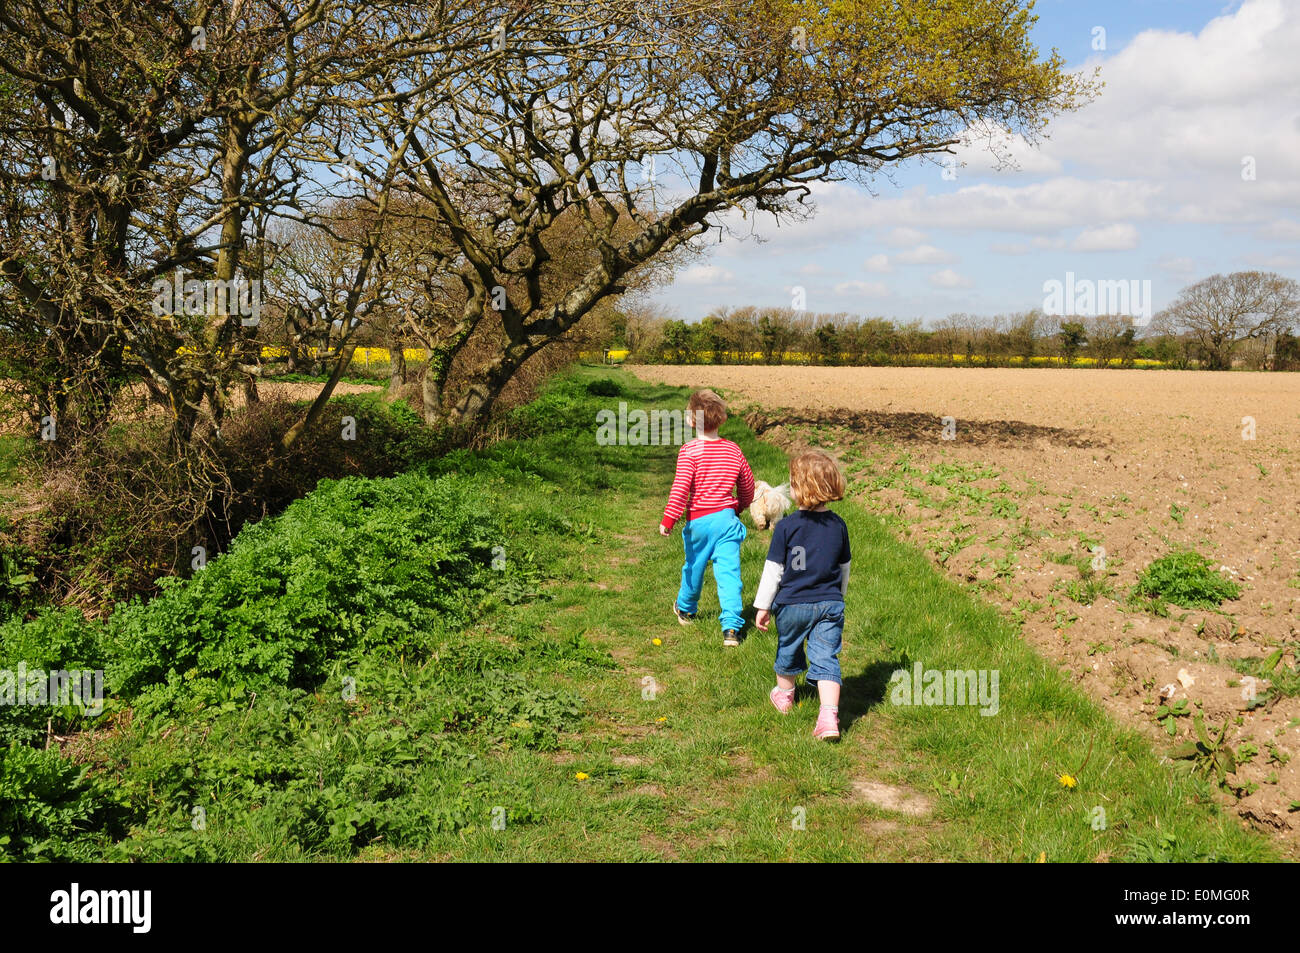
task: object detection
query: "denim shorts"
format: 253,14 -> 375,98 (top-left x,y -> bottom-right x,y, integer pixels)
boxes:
773,600 -> 844,686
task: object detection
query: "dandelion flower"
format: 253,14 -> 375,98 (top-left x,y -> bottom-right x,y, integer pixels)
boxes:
651,638 -> 662,646
1058,773 -> 1077,789
574,772 -> 589,781
656,717 -> 667,723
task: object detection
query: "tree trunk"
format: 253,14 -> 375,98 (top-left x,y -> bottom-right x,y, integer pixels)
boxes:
420,363 -> 443,424
387,327 -> 406,392
280,344 -> 356,452
451,339 -> 537,426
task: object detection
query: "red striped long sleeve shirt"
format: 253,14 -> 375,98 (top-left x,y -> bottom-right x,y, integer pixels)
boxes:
660,437 -> 756,531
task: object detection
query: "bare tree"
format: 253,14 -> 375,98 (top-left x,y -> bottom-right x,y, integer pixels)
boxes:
1085,314 -> 1134,369
0,0 -> 495,451
2,0 -> 1095,452
1006,310 -> 1040,365
620,301 -> 677,357
348,0 -> 1093,423
1156,271 -> 1300,371
931,314 -> 966,365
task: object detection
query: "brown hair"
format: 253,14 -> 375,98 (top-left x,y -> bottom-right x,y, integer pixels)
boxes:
789,450 -> 846,508
688,389 -> 727,432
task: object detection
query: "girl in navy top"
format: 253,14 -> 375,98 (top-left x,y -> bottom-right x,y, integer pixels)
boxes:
754,451 -> 851,741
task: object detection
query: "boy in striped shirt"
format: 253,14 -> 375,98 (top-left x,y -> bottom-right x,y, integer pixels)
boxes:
659,389 -> 755,647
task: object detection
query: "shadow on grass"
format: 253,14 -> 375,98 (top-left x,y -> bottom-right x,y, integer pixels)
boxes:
749,621 -> 900,734
836,658 -> 905,732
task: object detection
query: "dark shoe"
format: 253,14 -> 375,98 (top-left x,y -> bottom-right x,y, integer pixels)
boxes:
672,602 -> 696,626
722,629 -> 741,647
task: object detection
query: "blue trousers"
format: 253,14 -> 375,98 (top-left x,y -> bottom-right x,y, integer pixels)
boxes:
675,508 -> 747,632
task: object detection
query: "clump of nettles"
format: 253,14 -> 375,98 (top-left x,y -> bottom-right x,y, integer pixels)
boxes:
1132,551 -> 1241,614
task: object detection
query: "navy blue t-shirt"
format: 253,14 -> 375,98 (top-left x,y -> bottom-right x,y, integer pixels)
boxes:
767,509 -> 851,606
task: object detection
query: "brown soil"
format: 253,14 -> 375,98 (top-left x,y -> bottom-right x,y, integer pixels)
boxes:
631,364 -> 1300,854
849,780 -> 934,816
0,380 -> 384,438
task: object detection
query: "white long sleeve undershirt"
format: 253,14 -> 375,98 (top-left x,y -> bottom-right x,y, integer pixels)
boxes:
753,560 -> 784,611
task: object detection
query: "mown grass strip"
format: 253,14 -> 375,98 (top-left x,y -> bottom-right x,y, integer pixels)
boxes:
432,366 -> 1275,861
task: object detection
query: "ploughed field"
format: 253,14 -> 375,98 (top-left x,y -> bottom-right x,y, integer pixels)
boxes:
0,380 -> 385,439
631,364 -> 1300,851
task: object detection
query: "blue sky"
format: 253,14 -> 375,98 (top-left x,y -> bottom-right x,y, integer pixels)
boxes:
648,0 -> 1300,326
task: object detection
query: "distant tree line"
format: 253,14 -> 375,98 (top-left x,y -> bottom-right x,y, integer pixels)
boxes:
608,271 -> 1300,370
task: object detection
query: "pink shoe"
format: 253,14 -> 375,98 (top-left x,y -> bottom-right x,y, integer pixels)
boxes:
813,707 -> 840,741
769,686 -> 795,714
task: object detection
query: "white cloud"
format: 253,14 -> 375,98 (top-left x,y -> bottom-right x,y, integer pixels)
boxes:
834,280 -> 890,297
929,269 -> 973,289
1048,0 -> 1300,190
707,181 -> 862,255
883,227 -> 926,246
864,254 -> 893,273
991,242 -> 1030,255
678,265 -> 735,285
1156,255 -> 1197,277
852,1 -> 1300,235
1257,219 -> 1300,241
1253,253 -> 1300,269
799,263 -> 828,276
853,179 -> 1164,233
1070,224 -> 1140,252
952,120 -> 1064,176
896,244 -> 958,265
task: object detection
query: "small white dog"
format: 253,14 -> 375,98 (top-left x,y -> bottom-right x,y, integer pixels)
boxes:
749,480 -> 793,529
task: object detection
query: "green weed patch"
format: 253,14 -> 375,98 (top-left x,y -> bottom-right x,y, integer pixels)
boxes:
1132,551 -> 1241,614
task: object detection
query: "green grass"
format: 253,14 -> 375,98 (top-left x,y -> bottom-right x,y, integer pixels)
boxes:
0,435 -> 38,611
441,367 -> 1270,861
0,367 -> 1277,861
267,371 -> 385,387
0,434 -> 32,501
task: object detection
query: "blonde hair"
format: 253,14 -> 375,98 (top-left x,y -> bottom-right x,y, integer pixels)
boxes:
789,450 -> 846,508
688,389 -> 727,432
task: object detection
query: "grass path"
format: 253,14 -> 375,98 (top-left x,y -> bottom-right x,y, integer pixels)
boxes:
429,368 -> 1274,862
